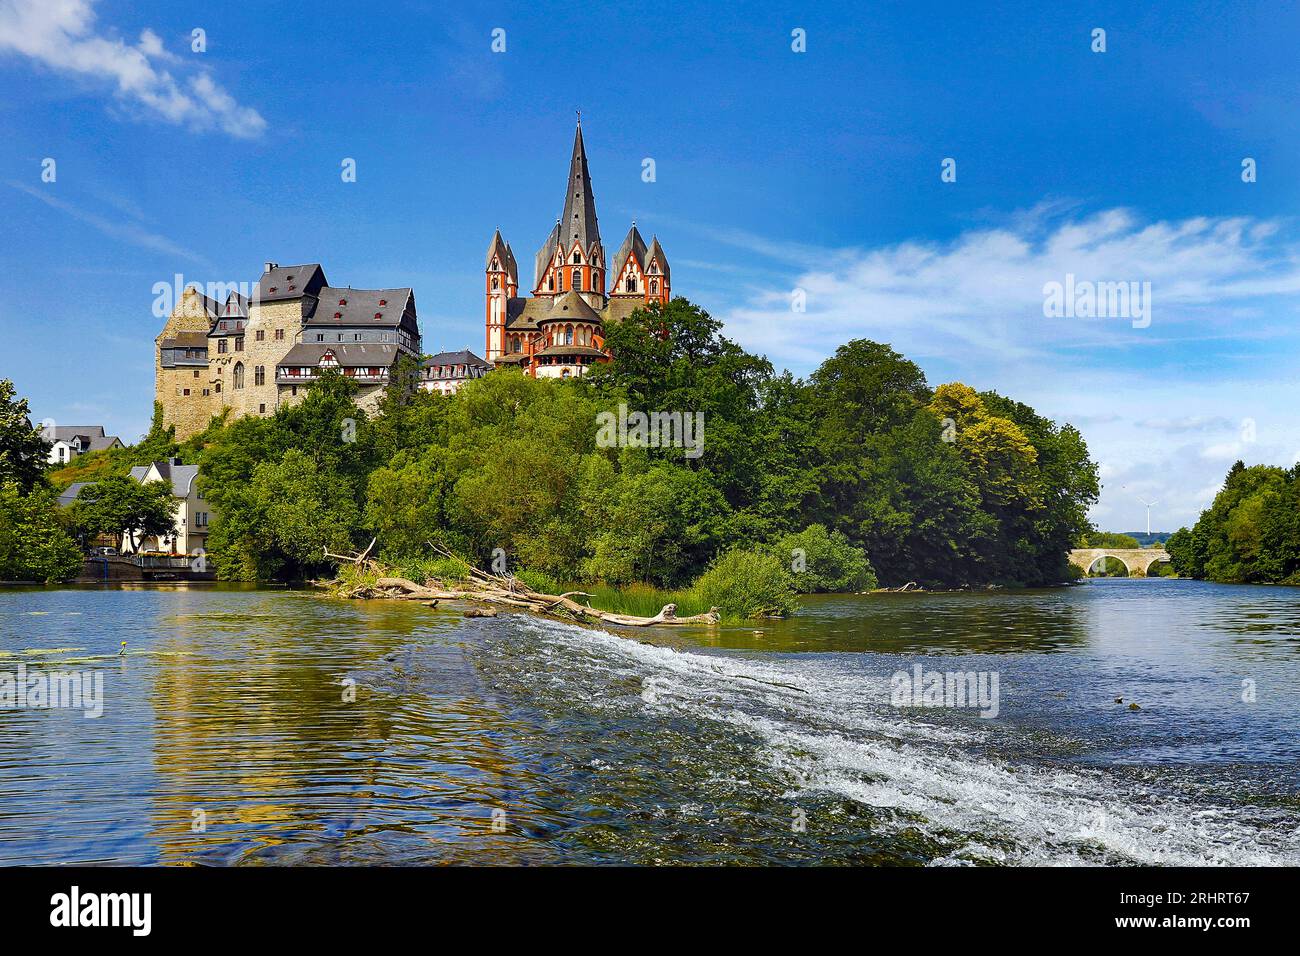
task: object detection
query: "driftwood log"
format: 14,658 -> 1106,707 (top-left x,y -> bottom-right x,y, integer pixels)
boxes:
321,544 -> 720,627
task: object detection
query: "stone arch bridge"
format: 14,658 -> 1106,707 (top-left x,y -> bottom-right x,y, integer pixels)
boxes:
1068,548 -> 1170,577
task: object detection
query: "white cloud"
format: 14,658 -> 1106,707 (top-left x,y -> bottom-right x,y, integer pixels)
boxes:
715,207 -> 1300,369
0,0 -> 265,138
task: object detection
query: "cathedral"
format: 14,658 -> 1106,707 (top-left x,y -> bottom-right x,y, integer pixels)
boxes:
154,121 -> 664,441
484,121 -> 671,377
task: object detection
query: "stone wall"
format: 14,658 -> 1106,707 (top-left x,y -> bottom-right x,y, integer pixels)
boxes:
232,299 -> 304,418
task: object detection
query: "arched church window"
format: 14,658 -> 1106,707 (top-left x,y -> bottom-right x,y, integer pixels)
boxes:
625,276 -> 636,293
572,269 -> 581,290
547,275 -> 555,291
650,279 -> 658,294
572,251 -> 581,264
233,362 -> 245,389
491,275 -> 500,289
565,325 -> 573,345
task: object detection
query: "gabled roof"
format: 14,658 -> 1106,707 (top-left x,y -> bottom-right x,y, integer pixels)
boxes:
644,236 -> 670,282
507,290 -> 602,330
279,342 -> 402,368
423,349 -> 490,369
46,425 -> 107,441
306,287 -> 414,328
222,290 -> 250,318
132,461 -> 199,497
533,220 -> 560,290
161,331 -> 209,350
255,263 -> 327,303
612,224 -> 648,275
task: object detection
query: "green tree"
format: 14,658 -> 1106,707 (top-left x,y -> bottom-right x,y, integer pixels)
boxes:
768,524 -> 877,593
0,482 -> 83,582
68,474 -> 176,550
0,380 -> 50,494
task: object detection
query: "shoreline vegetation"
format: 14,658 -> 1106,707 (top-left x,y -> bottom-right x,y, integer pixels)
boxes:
321,542 -> 723,627
5,299 -> 1103,609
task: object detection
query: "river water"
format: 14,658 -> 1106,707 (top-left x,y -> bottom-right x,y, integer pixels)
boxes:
0,579 -> 1297,865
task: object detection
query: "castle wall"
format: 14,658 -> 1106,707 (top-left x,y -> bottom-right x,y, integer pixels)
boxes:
233,299 -> 304,418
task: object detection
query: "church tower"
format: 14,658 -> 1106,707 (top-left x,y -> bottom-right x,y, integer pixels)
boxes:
534,121 -> 606,311
484,228 -> 517,360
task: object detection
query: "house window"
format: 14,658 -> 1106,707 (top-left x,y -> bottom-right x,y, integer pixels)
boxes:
235,336 -> 244,351
233,362 -> 245,389
275,328 -> 284,341
256,329 -> 265,341
218,339 -> 228,354
182,388 -> 190,396
254,366 -> 265,386
193,370 -> 200,378
317,334 -> 324,342
215,382 -> 221,393
259,404 -> 266,414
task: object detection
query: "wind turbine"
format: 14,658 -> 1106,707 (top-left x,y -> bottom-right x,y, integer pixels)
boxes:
1136,496 -> 1159,537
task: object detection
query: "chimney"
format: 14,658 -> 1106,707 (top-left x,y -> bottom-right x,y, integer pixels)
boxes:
264,261 -> 278,274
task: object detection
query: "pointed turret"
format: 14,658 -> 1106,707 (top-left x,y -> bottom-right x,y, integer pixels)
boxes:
643,235 -> 670,303
560,121 -> 600,253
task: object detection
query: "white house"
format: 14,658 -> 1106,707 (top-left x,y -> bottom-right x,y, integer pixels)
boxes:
44,425 -> 124,465
121,459 -> 213,557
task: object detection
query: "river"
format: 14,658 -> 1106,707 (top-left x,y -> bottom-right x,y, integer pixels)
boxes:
1,578 -> 1297,865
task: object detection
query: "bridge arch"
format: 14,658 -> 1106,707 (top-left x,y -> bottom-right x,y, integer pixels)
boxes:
1068,548 -> 1170,578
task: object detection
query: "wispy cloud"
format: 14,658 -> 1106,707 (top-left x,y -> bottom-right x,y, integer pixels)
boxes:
712,207 -> 1300,370
8,180 -> 214,267
0,0 -> 265,137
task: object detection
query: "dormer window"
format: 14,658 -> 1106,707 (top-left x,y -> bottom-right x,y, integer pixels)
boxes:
374,312 -> 383,319
339,298 -> 347,305
334,312 -> 342,318
379,299 -> 387,306
269,287 -> 278,293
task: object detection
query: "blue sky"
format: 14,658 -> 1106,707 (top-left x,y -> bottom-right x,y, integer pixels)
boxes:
2,0 -> 1298,530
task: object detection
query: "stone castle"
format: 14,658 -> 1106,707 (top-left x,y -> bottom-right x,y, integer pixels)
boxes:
155,121 -> 670,439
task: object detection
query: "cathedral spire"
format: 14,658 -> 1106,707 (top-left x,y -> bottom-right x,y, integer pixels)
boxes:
560,121 -> 600,253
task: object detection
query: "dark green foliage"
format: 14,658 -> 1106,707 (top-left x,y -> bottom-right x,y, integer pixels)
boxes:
1169,460 -> 1300,584
0,379 -> 50,495
67,474 -> 176,550
0,482 -> 83,582
129,298 -> 1098,596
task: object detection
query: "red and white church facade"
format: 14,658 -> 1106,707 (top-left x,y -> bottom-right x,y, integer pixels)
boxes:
484,121 -> 671,378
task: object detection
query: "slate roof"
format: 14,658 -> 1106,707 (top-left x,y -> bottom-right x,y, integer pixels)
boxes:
506,290 -> 602,331
279,343 -> 402,368
160,332 -> 210,349
559,123 -> 600,252
131,461 -> 199,497
255,264 -> 328,303
306,288 -> 414,328
613,224 -> 648,273
45,426 -> 123,451
644,236 -> 670,282
56,481 -> 94,508
533,221 -> 561,290
221,290 -> 250,319
423,350 -> 490,369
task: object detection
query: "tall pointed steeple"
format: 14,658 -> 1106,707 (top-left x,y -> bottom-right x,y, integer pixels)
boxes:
559,120 -> 600,252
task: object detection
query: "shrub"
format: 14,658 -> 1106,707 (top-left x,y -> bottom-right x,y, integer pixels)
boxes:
399,555 -> 472,585
768,523 -> 877,592
515,568 -> 566,595
690,548 -> 798,619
